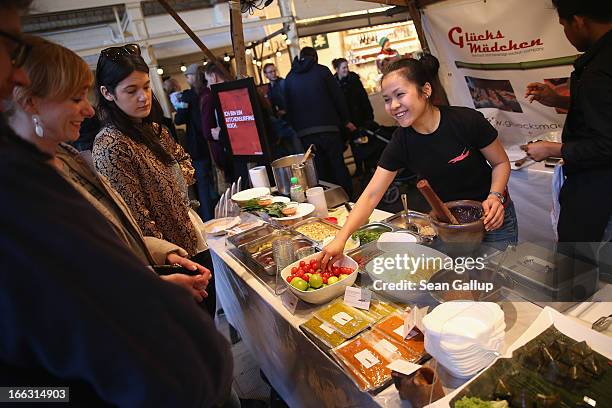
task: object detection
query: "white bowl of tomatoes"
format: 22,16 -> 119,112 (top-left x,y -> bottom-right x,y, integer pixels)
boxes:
281,253 -> 359,304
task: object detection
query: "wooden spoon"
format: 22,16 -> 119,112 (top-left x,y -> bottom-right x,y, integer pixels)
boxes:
301,144 -> 314,164
416,179 -> 459,224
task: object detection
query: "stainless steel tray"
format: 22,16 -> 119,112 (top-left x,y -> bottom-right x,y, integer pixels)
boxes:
351,222 -> 394,247
383,211 -> 436,240
291,217 -> 342,245
227,223 -> 278,248
346,241 -> 385,273
237,229 -> 297,256
248,236 -> 318,276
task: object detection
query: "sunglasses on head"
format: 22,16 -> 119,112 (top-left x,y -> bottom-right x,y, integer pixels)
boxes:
100,43 -> 141,62
0,30 -> 30,68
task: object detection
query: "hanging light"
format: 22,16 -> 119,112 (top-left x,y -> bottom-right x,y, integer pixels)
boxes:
223,53 -> 231,62
285,38 -> 292,45
281,33 -> 288,40
252,59 -> 258,66
276,50 -> 282,58
202,60 -> 208,65
180,63 -> 187,72
245,48 -> 253,56
264,41 -> 271,49
256,60 -> 262,67
156,66 -> 164,75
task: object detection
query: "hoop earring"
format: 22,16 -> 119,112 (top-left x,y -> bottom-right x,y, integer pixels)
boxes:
32,115 -> 44,138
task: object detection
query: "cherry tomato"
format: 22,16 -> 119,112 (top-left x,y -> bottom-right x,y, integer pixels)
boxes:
309,259 -> 319,269
291,267 -> 298,274
296,267 -> 304,276
286,275 -> 294,283
322,276 -> 329,284
322,272 -> 331,279
299,260 -> 306,268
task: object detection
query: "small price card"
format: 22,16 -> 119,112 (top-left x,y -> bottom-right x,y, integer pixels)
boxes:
281,291 -> 299,314
343,287 -> 372,310
403,305 -> 428,339
387,360 -> 422,376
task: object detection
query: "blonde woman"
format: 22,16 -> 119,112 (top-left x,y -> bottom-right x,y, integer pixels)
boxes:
6,35 -> 211,302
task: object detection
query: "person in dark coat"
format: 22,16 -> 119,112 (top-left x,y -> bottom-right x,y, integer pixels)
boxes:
284,47 -> 355,197
263,62 -> 302,157
523,0 -> 612,244
522,0 -> 612,275
332,57 -> 377,177
175,63 -> 217,221
0,3 -> 234,406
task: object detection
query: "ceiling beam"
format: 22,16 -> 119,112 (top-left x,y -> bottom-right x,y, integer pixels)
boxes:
73,16 -> 291,58
361,0 -> 444,7
360,0 -> 408,6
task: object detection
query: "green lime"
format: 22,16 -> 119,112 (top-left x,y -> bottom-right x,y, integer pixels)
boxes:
290,277 -> 308,291
308,273 -> 323,289
327,276 -> 339,285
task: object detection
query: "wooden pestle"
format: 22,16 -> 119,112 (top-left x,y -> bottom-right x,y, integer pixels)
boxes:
416,179 -> 459,224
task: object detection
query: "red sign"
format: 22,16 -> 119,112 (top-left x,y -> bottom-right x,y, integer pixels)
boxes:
218,88 -> 263,156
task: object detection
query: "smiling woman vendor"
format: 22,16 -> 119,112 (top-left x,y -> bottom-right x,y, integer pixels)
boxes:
320,57 -> 516,268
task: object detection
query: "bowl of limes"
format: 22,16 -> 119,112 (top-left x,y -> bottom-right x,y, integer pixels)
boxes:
281,253 -> 358,304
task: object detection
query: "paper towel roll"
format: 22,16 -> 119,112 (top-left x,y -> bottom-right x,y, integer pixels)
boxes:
249,166 -> 270,188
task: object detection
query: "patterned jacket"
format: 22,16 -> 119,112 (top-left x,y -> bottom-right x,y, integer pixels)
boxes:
93,124 -> 199,255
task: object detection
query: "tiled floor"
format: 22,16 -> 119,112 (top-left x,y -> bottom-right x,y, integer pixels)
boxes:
215,312 -> 272,404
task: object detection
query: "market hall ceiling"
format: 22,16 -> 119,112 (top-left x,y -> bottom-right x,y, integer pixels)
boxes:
23,0 -> 223,34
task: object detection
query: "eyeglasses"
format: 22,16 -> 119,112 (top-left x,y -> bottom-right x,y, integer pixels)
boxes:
0,30 -> 30,68
100,43 -> 141,62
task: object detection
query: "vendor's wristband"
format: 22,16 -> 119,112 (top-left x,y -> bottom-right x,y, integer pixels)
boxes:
488,191 -> 506,204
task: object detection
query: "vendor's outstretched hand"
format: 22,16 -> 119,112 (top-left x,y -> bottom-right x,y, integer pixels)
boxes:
482,195 -> 505,231
318,236 -> 347,272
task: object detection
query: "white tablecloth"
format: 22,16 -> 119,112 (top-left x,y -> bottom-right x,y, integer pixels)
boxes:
208,207 -> 609,407
508,162 -> 556,245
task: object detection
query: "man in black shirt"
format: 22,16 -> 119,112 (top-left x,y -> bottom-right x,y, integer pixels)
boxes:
524,0 -> 612,244
0,3 -> 233,405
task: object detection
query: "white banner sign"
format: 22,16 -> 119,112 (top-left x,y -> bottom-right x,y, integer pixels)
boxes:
422,0 -> 578,147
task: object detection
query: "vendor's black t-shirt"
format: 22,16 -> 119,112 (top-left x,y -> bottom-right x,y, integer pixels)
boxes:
378,106 -> 497,202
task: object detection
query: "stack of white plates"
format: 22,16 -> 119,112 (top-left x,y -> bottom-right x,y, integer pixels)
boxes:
422,302 -> 505,378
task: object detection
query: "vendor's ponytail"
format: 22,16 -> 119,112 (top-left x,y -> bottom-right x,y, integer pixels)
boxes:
381,56 -> 438,101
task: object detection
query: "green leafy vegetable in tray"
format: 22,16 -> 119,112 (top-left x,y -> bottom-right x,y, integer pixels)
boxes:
351,229 -> 384,244
451,325 -> 611,408
454,397 -> 508,408
242,199 -> 287,218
